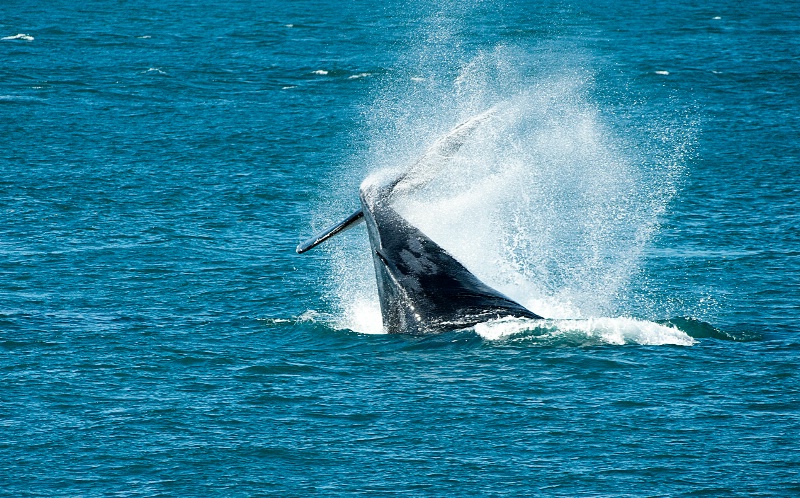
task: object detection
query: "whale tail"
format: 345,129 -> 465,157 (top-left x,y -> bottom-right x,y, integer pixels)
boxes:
386,106 -> 498,197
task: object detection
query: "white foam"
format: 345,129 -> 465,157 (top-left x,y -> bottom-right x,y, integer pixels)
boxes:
474,316 -> 695,346
655,70 -> 670,75
330,297 -> 383,334
137,35 -> 151,39
313,69 -> 329,75
143,67 -> 167,75
2,33 -> 34,41
282,85 -> 297,90
283,305 -> 384,334
348,73 -> 371,80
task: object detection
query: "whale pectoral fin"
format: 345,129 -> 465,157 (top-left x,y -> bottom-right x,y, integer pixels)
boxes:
296,209 -> 365,254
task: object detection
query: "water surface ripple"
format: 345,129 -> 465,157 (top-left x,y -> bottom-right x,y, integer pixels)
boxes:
1,0 -> 798,495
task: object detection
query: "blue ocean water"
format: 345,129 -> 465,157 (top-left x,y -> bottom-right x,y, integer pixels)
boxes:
2,0 -> 799,495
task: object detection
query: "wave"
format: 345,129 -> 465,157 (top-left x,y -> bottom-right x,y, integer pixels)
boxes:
142,67 -> 167,75
0,95 -> 47,103
2,34 -> 34,41
657,316 -> 761,342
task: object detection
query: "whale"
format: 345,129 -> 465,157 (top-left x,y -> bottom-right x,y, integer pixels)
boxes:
297,109 -> 543,335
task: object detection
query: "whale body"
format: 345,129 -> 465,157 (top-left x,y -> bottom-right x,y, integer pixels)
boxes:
297,109 -> 542,334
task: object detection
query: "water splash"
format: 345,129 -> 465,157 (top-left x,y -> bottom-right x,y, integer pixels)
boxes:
322,17 -> 692,336
326,241 -> 383,334
390,76 -> 684,319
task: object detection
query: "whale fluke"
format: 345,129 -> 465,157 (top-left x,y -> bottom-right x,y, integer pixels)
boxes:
387,106 -> 498,198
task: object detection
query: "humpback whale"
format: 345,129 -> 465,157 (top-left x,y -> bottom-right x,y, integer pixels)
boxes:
297,109 -> 543,334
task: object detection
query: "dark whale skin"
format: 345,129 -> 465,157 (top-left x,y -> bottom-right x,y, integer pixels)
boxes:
360,185 -> 542,335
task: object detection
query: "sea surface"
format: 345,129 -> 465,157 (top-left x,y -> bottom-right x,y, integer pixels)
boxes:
2,0 -> 799,496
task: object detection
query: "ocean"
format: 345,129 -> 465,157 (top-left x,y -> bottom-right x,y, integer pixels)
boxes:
1,0 -> 798,495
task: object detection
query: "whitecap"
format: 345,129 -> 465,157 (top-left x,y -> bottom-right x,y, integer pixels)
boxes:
137,35 -> 151,39
285,24 -> 294,28
712,16 -> 721,20
282,85 -> 297,90
2,33 -> 34,41
655,70 -> 669,75
143,67 -> 167,75
348,73 -> 371,80
313,69 -> 329,75
410,76 -> 426,82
